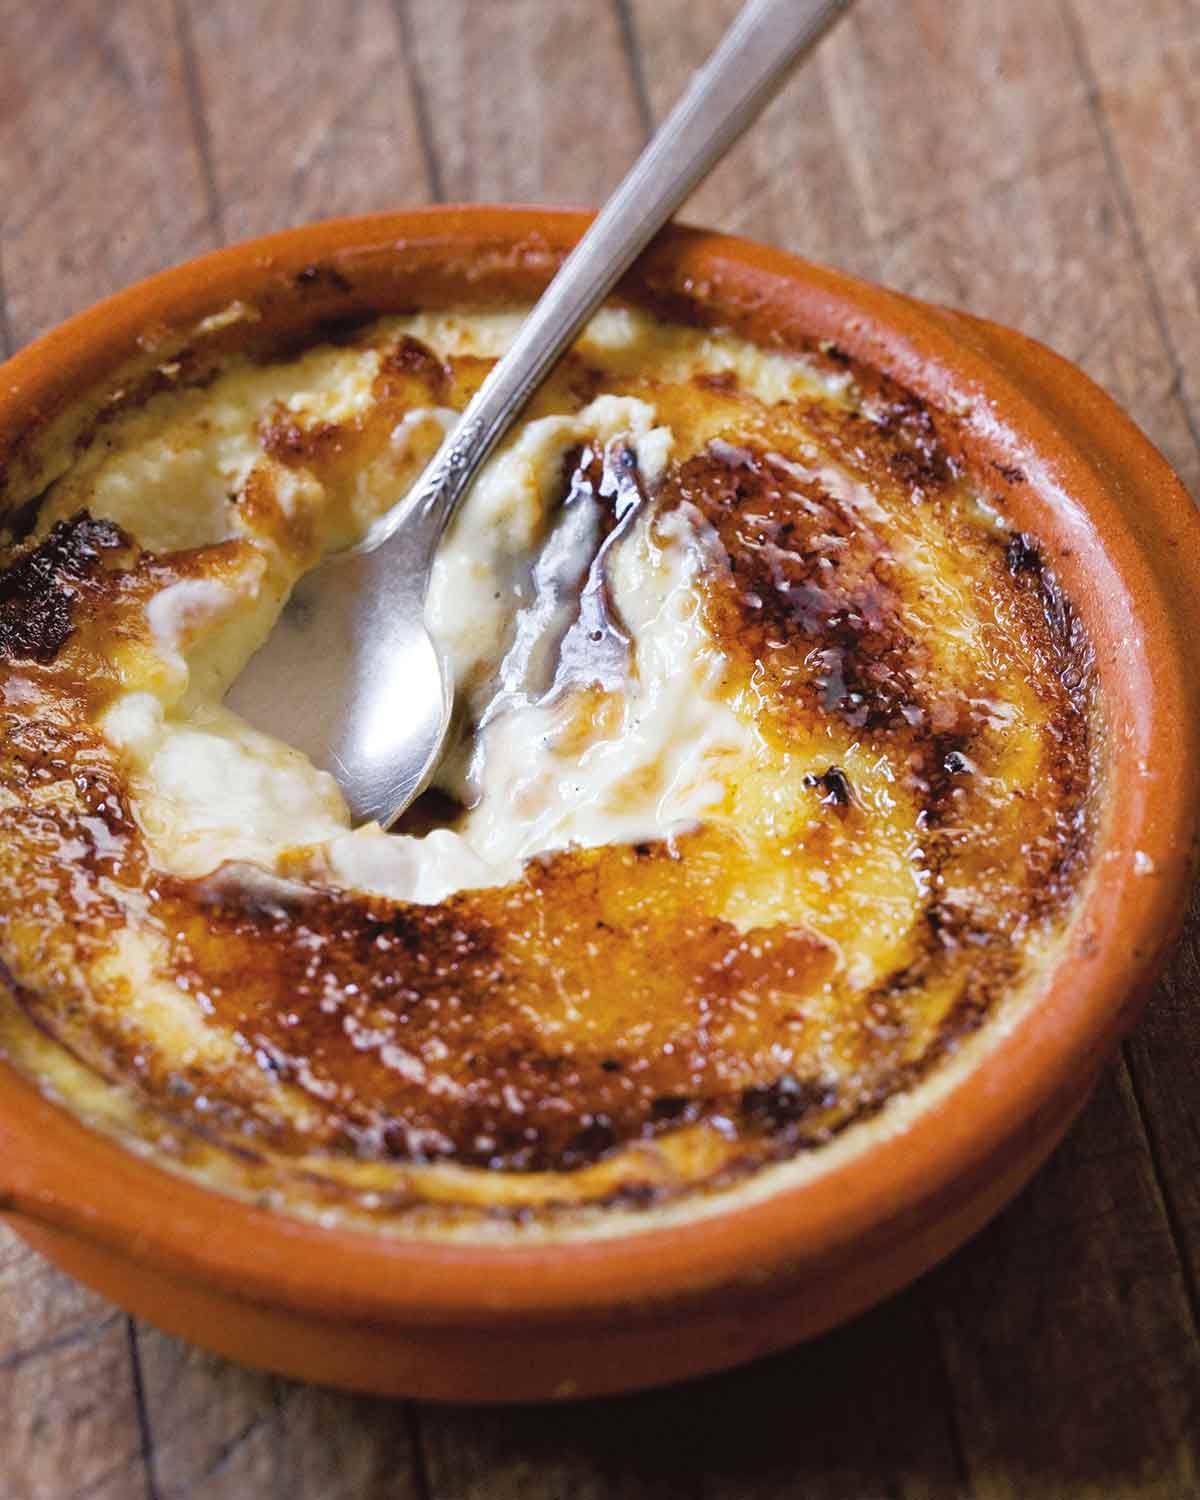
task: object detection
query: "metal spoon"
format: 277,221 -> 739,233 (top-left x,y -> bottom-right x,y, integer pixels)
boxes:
224,0 -> 852,827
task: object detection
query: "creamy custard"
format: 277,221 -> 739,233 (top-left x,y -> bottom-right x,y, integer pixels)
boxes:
0,305 -> 1095,1235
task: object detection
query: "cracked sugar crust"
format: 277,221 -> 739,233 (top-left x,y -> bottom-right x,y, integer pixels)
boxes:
0,305 -> 1095,1234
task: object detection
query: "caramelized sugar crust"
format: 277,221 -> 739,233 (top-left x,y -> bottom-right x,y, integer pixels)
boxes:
0,314 -> 1095,1228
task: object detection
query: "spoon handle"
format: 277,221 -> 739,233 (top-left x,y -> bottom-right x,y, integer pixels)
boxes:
382,0 -> 852,561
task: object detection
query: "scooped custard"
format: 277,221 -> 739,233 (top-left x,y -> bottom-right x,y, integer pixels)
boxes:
0,303 -> 1095,1234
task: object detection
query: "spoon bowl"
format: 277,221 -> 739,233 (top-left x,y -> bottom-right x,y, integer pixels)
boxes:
224,540 -> 451,826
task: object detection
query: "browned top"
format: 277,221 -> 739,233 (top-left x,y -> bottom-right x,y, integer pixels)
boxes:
0,315 -> 1095,1228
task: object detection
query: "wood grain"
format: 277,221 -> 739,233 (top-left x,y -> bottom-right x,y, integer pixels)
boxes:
133,1327 -> 422,1500
417,1283 -> 967,1500
0,0 -> 213,346
628,0 -> 873,268
629,0 -> 1200,499
0,5 -> 216,1497
626,3 -> 1200,1493
1064,0 -> 1200,472
2,2 -> 1199,1497
180,0 -> 432,242
1136,892 -> 1200,1335
935,1067 -> 1199,1499
0,1242 -> 144,1500
1062,0 -> 1200,1329
402,0 -> 645,203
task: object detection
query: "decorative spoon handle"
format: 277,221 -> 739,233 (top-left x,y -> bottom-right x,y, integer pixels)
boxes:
377,0 -> 852,563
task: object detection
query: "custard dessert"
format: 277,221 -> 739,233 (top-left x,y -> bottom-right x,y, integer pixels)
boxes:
0,305 -> 1096,1235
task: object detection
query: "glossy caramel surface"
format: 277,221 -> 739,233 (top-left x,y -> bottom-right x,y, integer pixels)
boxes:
0,307 -> 1095,1233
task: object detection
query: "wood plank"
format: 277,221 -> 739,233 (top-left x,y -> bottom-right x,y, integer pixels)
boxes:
410,5 -> 933,1484
820,2 -> 1200,499
133,1327 -> 422,1500
1135,898 -> 1200,1328
383,6 -> 938,1481
402,0 -> 645,204
113,4 -> 428,1495
26,8 -> 671,1495
419,1390 -> 701,1500
1062,0 -> 1200,465
626,0 -> 874,269
629,0 -> 1200,500
398,10 -> 667,1483
180,0 -> 432,242
0,5 -> 217,1497
420,1281 -> 964,1500
1060,0 -> 1200,1323
935,1067 -> 1200,1499
628,1 -> 1200,1493
0,0 -> 213,345
385,22 -> 716,1485
672,1284 -> 965,1500
0,1238 -> 144,1500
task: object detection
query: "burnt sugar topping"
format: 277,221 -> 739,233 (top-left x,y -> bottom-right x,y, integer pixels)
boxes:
0,305 -> 1097,1233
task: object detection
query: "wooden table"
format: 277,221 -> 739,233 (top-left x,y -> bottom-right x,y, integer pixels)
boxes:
1,2 -> 1198,1495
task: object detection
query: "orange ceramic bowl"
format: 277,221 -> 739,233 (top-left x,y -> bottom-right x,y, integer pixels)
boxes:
1,207 -> 1198,1402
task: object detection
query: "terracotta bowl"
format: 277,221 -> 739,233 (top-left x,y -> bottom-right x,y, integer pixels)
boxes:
1,207 -> 1198,1403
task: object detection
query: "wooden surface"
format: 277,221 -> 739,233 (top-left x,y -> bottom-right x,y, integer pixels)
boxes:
1,1 -> 1198,1495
